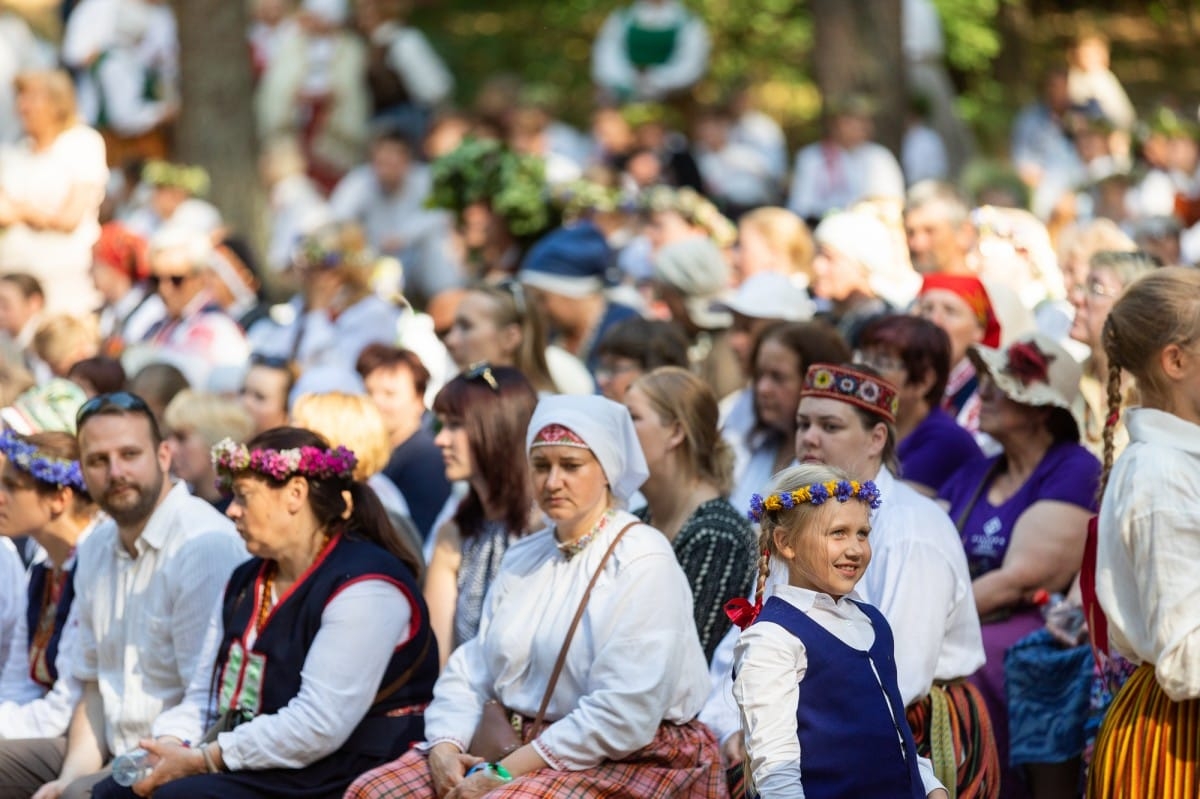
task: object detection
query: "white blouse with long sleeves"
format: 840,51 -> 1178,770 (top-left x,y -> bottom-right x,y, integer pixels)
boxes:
152,580 -> 413,770
733,585 -> 941,799
0,521 -> 99,739
857,467 -> 984,706
1096,407 -> 1200,701
423,511 -> 711,770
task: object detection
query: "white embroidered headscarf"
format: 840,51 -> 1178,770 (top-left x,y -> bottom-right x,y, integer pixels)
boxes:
526,395 -> 649,506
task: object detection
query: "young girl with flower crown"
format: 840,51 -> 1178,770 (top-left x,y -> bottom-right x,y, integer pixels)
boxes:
731,462 -> 948,799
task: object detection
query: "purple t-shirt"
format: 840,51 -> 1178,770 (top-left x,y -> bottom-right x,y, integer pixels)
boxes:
897,407 -> 983,493
939,442 -> 1100,578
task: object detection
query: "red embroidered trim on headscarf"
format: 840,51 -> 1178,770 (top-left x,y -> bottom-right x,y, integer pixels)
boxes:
530,423 -> 588,449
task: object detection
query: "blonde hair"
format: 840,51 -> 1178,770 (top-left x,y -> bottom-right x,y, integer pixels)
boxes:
630,366 -> 734,495
163,390 -> 254,449
753,463 -> 856,607
470,283 -> 556,394
1100,267 -> 1200,495
738,207 -> 814,280
290,392 -> 391,479
14,70 -> 79,135
32,315 -> 99,376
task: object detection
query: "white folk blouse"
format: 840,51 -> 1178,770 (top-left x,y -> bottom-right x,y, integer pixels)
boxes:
424,511 -> 711,770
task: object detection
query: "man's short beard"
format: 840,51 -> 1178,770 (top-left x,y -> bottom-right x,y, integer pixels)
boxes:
100,471 -> 165,528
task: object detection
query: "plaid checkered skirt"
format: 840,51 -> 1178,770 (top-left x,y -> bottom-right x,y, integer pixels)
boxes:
345,718 -> 727,798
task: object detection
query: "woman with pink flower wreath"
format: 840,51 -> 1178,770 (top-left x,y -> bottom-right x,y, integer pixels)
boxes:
937,333 -> 1100,799
90,427 -> 435,799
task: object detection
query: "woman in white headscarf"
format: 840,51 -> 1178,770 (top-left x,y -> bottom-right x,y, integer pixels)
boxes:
346,394 -> 725,799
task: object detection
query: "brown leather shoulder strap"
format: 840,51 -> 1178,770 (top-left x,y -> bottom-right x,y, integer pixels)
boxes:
530,519 -> 639,735
371,626 -> 433,706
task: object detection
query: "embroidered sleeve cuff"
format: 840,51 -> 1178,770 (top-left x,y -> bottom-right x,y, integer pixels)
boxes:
531,738 -> 573,771
418,737 -> 467,754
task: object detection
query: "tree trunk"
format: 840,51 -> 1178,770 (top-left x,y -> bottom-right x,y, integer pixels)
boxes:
810,0 -> 906,157
169,0 -> 264,255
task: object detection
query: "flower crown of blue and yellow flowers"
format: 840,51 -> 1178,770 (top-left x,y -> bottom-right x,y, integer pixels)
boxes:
748,479 -> 882,523
0,430 -> 87,493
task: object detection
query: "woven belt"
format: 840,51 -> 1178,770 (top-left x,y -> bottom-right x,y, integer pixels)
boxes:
929,685 -> 957,799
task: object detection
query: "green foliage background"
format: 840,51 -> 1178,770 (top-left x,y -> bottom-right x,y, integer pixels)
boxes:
410,0 -> 1009,145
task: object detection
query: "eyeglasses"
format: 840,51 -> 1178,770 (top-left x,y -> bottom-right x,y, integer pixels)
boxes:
76,391 -> 157,433
150,273 -> 193,290
250,353 -> 292,370
465,362 -> 499,391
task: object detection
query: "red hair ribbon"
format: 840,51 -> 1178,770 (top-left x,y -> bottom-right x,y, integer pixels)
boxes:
1106,410 -> 1120,428
725,597 -> 763,630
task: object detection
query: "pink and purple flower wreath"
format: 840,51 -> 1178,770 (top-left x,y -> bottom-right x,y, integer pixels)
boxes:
211,438 -> 357,490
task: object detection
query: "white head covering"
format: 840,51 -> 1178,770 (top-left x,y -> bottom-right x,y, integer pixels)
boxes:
526,395 -> 648,506
814,210 -> 922,309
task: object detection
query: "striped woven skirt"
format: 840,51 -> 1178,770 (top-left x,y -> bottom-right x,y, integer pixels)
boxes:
906,680 -> 1001,799
345,718 -> 727,798
1087,663 -> 1200,798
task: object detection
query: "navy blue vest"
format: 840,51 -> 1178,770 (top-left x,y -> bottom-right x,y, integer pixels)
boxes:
215,535 -> 438,755
25,564 -> 76,688
754,596 -> 925,799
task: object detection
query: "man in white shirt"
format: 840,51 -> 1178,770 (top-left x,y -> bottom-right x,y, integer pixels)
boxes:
328,129 -> 463,307
786,96 -> 905,225
0,392 -> 245,799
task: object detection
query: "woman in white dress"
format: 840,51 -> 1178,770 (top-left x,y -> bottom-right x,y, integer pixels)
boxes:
0,70 -> 108,317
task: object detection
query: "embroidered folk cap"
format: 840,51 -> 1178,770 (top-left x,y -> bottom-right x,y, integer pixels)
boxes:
801,363 -> 899,424
966,332 -> 1081,410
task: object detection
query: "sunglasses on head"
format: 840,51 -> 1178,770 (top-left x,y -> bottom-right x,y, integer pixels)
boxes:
76,391 -> 155,429
465,362 -> 499,392
495,279 -> 527,318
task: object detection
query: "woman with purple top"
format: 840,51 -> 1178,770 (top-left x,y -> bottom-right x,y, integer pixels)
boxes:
857,314 -> 982,496
938,333 -> 1099,799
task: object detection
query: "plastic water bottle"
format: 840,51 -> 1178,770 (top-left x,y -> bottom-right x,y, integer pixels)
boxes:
1032,589 -> 1086,646
112,747 -> 153,787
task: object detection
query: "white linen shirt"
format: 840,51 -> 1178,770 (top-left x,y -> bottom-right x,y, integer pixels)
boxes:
786,141 -> 905,221
0,539 -> 26,697
423,512 -> 710,770
0,520 -> 99,739
1096,408 -> 1200,701
733,585 -> 942,799
857,467 -> 985,706
73,483 -> 246,755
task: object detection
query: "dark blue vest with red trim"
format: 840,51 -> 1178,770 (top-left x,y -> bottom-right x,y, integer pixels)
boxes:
214,534 -> 437,756
753,596 -> 925,799
24,563 -> 76,688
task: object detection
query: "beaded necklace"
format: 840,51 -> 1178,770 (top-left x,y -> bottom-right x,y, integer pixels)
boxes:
555,509 -> 613,560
